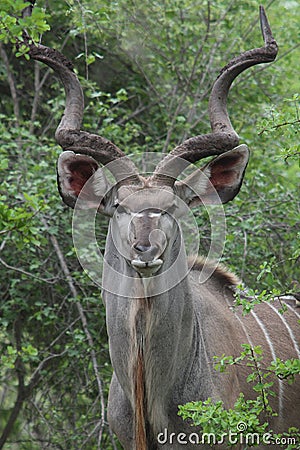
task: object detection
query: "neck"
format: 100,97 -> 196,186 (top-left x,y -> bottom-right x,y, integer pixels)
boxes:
103,228 -> 196,435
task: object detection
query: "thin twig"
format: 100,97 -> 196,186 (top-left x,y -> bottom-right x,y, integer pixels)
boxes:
258,119 -> 300,136
0,317 -> 27,448
40,216 -> 106,448
0,43 -> 20,126
0,256 -> 57,284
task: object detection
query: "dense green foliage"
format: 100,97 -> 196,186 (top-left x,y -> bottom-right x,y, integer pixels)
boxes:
179,345 -> 300,448
0,0 -> 299,448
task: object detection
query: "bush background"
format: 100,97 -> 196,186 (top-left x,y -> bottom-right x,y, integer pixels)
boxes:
0,1 -> 299,448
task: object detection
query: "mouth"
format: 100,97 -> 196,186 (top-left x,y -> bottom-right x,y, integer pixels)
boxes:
131,258 -> 163,276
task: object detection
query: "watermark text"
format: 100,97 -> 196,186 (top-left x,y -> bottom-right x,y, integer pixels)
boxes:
157,423 -> 298,446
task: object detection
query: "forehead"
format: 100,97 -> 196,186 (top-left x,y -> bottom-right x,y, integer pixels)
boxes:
117,185 -> 175,213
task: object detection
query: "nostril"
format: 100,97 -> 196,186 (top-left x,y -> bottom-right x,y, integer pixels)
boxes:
134,244 -> 151,253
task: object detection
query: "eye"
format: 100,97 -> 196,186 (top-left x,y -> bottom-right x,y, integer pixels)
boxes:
163,204 -> 177,215
112,199 -> 127,213
114,204 -> 127,214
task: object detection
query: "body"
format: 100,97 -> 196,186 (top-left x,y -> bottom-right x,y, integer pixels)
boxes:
106,252 -> 300,450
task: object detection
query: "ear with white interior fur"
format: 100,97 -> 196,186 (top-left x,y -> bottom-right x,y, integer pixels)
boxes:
57,151 -> 111,209
175,145 -> 249,206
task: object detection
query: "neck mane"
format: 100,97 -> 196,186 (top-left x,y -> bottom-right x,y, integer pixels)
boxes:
103,227 -> 240,447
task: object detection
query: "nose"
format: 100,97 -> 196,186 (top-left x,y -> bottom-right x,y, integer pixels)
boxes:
132,242 -> 160,262
131,238 -> 164,275
131,242 -> 163,275
133,243 -> 152,254
130,229 -> 167,275
132,229 -> 167,260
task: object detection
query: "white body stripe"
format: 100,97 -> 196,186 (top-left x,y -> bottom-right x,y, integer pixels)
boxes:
267,302 -> 300,359
286,303 -> 300,320
233,311 -> 255,347
251,309 -> 284,418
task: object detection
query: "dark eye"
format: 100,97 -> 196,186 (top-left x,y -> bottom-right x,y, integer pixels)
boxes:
164,204 -> 177,215
115,204 -> 127,214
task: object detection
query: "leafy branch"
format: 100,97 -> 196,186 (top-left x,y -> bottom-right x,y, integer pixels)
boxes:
0,0 -> 49,57
179,345 -> 300,448
257,94 -> 300,162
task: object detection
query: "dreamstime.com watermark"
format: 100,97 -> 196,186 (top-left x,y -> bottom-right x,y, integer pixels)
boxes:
157,422 -> 298,446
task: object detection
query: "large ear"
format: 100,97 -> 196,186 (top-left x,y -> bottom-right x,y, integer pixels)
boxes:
175,145 -> 249,206
57,151 -> 111,209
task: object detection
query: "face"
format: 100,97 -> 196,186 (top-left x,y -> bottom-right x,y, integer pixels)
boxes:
58,146 -> 250,280
110,184 -> 183,277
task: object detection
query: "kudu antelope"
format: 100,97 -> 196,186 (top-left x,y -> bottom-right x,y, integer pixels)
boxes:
25,6 -> 299,450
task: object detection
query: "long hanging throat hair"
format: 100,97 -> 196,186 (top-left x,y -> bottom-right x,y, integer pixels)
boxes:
130,296 -> 158,450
